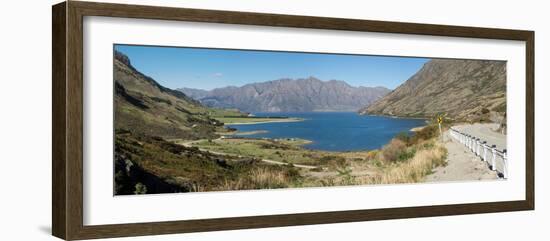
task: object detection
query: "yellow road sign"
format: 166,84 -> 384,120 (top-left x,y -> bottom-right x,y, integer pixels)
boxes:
437,116 -> 443,124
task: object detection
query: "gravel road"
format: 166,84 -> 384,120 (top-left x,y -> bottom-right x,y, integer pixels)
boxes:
426,123 -> 504,182
454,123 -> 506,151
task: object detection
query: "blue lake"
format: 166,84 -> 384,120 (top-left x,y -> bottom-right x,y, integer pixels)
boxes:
227,112 -> 426,152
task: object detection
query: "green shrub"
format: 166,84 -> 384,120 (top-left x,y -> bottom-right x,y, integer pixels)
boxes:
397,148 -> 416,162
422,142 -> 435,149
134,183 -> 147,194
317,155 -> 346,168
492,102 -> 506,113
395,132 -> 411,144
410,125 -> 438,144
336,166 -> 355,185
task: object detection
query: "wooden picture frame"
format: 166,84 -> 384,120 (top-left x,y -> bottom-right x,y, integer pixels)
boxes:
52,1 -> 534,240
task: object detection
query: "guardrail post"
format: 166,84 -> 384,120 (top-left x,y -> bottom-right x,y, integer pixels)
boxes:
477,138 -> 481,157
475,138 -> 480,156
502,149 -> 508,179
482,141 -> 487,161
473,138 -> 477,154
490,145 -> 497,171
477,139 -> 482,157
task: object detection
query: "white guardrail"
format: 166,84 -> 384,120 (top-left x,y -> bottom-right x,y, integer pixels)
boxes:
449,127 -> 508,179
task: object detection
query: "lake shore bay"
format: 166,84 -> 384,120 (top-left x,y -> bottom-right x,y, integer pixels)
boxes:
225,112 -> 425,151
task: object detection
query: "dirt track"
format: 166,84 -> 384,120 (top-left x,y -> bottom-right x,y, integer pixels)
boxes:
178,139 -> 318,169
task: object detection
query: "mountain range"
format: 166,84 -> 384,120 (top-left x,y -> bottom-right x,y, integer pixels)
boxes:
360,59 -> 506,121
116,48 -> 506,128
178,77 -> 390,112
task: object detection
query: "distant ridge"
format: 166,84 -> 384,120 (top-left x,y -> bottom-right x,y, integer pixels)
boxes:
178,77 -> 390,112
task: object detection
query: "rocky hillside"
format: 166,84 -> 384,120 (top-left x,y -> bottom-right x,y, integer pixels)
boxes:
115,51 -> 296,195
179,77 -> 390,112
114,51 -> 243,140
360,59 -> 506,121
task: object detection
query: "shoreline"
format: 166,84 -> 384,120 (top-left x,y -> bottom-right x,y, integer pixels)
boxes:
225,118 -> 304,125
232,130 -> 269,136
360,113 -> 429,120
410,126 -> 427,132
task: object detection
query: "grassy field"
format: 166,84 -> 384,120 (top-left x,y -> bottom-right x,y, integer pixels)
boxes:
192,138 -> 326,165
116,122 -> 448,194
188,124 -> 448,188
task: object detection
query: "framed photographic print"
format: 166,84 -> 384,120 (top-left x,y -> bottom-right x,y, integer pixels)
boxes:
52,1 -> 534,240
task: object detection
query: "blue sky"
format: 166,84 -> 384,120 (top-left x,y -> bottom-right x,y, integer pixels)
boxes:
115,44 -> 429,90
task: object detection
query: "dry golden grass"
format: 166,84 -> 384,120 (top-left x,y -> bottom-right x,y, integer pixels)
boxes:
250,167 -> 292,187
355,144 -> 447,185
365,150 -> 379,160
209,141 -> 447,191
378,147 -> 446,184
213,166 -> 300,191
181,127 -> 448,192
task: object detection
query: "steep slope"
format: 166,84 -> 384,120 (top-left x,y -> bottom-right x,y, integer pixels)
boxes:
179,77 -> 390,112
114,51 -> 277,195
114,51 -> 237,140
360,59 -> 506,121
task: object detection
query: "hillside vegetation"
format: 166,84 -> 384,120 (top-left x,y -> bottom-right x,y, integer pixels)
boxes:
115,130 -> 302,194
114,51 -> 299,194
361,59 -> 506,122
114,51 -> 246,140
